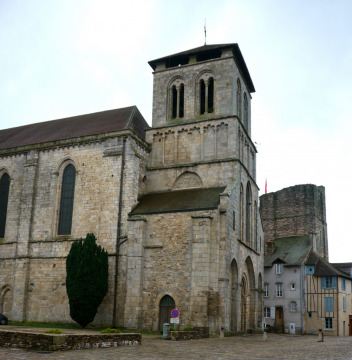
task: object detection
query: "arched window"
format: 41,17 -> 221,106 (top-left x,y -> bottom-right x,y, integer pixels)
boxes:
200,77 -> 214,115
58,164 -> 76,235
237,79 -> 242,120
170,82 -> 184,119
243,93 -> 248,130
246,182 -> 252,245
0,173 -> 10,238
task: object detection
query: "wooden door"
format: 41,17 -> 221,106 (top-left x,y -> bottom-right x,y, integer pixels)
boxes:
349,316 -> 352,336
275,307 -> 284,330
159,295 -> 175,330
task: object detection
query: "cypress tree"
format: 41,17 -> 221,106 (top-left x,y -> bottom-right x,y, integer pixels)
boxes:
66,233 -> 108,327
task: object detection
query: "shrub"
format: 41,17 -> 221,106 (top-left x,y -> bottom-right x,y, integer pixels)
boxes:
66,233 -> 108,328
100,328 -> 121,334
182,326 -> 194,331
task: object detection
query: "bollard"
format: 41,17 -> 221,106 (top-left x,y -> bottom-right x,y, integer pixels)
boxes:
163,323 -> 170,340
220,326 -> 225,339
263,328 -> 268,341
318,328 -> 324,342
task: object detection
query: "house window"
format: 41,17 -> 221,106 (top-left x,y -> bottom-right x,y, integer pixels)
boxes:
290,283 -> 296,291
264,307 -> 270,318
275,283 -> 283,297
0,173 -> 10,238
275,263 -> 282,274
325,317 -> 333,329
343,297 -> 346,311
290,301 -> 297,312
264,284 -> 269,297
342,278 -> 346,291
308,312 -> 312,318
58,164 -> 76,235
322,276 -> 337,289
324,297 -> 334,312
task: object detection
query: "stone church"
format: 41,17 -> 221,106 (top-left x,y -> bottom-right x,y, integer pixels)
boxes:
0,43 -> 264,332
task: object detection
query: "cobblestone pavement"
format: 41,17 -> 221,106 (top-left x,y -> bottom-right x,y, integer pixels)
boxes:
1,332 -> 352,360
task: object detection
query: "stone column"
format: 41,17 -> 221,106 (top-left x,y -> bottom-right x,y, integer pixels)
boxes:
189,212 -> 212,327
13,150 -> 39,321
124,216 -> 147,328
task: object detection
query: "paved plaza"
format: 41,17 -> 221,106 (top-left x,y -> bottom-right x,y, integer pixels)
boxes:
0,329 -> 352,360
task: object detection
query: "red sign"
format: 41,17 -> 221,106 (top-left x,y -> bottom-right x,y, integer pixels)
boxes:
171,309 -> 180,318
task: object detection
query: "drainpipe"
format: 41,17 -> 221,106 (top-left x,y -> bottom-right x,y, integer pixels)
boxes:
112,136 -> 127,328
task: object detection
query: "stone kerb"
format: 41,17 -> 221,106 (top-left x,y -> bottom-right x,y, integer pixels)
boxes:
0,330 -> 141,351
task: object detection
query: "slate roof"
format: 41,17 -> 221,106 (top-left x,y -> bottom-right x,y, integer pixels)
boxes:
0,106 -> 149,150
306,252 -> 352,279
264,236 -> 312,267
148,43 -> 255,93
129,187 -> 226,215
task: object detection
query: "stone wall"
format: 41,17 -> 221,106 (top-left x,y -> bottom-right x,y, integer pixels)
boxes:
259,184 -> 328,259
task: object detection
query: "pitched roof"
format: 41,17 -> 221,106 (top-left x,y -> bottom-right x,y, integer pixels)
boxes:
129,187 -> 226,215
0,106 -> 149,150
306,252 -> 352,279
148,43 -> 255,93
264,236 -> 311,267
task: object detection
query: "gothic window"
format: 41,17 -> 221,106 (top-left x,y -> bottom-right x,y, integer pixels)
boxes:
240,183 -> 244,240
237,79 -> 242,120
245,182 -> 252,245
254,201 -> 257,250
199,76 -> 214,115
170,81 -> 185,119
0,173 -> 10,238
243,93 -> 248,130
58,164 -> 76,235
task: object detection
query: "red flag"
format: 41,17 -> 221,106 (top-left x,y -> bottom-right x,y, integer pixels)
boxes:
265,178 -> 267,194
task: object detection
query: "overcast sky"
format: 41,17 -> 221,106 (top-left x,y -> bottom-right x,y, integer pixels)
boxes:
1,0 -> 352,262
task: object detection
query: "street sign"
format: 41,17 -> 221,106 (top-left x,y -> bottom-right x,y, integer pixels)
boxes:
170,317 -> 179,324
171,309 -> 180,318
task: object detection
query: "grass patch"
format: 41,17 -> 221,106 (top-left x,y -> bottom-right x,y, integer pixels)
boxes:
43,329 -> 64,334
182,326 -> 194,331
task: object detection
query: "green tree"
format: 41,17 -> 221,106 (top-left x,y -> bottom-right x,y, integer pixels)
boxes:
66,233 -> 108,327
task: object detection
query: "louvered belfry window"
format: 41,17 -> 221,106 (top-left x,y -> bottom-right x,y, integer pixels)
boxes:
58,164 -> 76,235
0,173 -> 10,238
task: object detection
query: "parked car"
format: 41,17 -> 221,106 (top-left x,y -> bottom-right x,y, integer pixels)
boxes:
0,313 -> 8,325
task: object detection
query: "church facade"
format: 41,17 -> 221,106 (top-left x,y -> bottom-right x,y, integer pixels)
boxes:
0,43 -> 264,332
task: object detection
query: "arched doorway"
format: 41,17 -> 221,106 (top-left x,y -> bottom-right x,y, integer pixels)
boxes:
240,276 -> 248,332
159,295 -> 175,329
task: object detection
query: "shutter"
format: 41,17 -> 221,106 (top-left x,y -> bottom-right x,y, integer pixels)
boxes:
332,276 -> 337,289
343,297 -> 346,311
270,307 -> 275,319
321,277 -> 326,289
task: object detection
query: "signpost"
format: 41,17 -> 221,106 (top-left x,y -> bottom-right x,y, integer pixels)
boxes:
170,309 -> 180,325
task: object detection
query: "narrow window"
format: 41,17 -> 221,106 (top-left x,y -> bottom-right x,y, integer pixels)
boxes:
308,312 -> 312,318
232,211 -> 236,231
275,283 -> 283,297
243,93 -> 248,129
179,83 -> 184,118
325,317 -> 332,329
343,297 -> 346,311
245,182 -> 251,245
264,307 -> 270,318
172,85 -> 177,119
237,79 -> 242,120
0,173 -> 10,238
275,263 -> 282,274
290,301 -> 297,312
208,77 -> 214,113
200,79 -> 205,115
240,184 -> 244,240
342,278 -> 346,291
58,164 -> 76,235
264,283 -> 269,297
